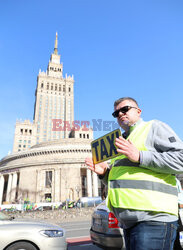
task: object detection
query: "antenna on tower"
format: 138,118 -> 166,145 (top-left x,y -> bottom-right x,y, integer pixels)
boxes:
54,32 -> 58,55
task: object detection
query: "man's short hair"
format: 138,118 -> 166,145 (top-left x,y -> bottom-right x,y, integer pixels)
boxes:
114,97 -> 139,107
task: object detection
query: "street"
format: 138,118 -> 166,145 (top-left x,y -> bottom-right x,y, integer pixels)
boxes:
59,220 -> 91,239
59,220 -> 102,249
68,243 -> 101,250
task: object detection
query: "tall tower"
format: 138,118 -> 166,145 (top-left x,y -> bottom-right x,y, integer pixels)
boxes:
33,33 -> 74,143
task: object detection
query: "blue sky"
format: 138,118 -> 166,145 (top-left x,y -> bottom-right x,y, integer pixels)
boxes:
0,0 -> 183,159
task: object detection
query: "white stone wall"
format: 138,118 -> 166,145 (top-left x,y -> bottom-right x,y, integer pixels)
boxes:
0,139 -> 98,204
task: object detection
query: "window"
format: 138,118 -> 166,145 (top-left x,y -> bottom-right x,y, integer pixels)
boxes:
41,83 -> 44,88
87,134 -> 89,139
29,130 -> 32,135
81,176 -> 87,197
20,129 -> 23,135
45,171 -> 52,188
63,85 -> 65,92
45,193 -> 52,202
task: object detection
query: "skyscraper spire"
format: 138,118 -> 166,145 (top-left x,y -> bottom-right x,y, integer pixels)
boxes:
54,32 -> 58,55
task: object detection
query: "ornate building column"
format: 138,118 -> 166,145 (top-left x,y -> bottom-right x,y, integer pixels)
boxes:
87,169 -> 92,197
11,173 -> 18,202
6,174 -> 13,202
0,175 -> 5,205
92,172 -> 99,197
54,169 -> 60,202
36,170 -> 40,202
36,170 -> 44,202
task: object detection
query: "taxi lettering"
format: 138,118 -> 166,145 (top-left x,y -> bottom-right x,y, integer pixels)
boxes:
91,129 -> 121,164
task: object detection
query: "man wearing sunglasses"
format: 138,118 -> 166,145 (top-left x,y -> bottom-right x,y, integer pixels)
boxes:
86,97 -> 183,250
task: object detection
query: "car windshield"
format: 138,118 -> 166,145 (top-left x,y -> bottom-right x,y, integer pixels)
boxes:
0,211 -> 12,220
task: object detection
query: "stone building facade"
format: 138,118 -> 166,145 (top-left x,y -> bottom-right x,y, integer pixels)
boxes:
13,120 -> 37,152
13,32 -> 76,153
33,32 -> 74,143
0,139 -> 100,205
0,33 -> 99,205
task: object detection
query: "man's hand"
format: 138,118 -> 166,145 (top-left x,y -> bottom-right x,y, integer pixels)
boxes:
115,136 -> 140,163
85,157 -> 108,175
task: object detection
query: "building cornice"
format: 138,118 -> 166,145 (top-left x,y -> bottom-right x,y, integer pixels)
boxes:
0,139 -> 92,167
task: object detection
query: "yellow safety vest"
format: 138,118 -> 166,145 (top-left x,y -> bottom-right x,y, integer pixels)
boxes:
107,121 -> 178,216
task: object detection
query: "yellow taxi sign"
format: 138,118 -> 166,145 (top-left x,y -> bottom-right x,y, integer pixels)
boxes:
91,129 -> 121,164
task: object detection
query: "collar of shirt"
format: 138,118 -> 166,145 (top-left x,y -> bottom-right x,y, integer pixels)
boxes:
122,118 -> 143,138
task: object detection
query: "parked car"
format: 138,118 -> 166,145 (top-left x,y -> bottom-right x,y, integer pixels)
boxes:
77,196 -> 102,208
90,200 -> 124,250
0,211 -> 67,250
176,179 -> 183,249
90,199 -> 183,250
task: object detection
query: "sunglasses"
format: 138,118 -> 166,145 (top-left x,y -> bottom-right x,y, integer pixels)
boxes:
112,106 -> 138,118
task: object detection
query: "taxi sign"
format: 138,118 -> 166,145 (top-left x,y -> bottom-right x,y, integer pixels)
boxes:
91,129 -> 121,164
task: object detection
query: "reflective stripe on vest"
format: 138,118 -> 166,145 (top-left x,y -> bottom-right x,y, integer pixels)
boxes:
108,120 -> 178,216
110,179 -> 177,196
